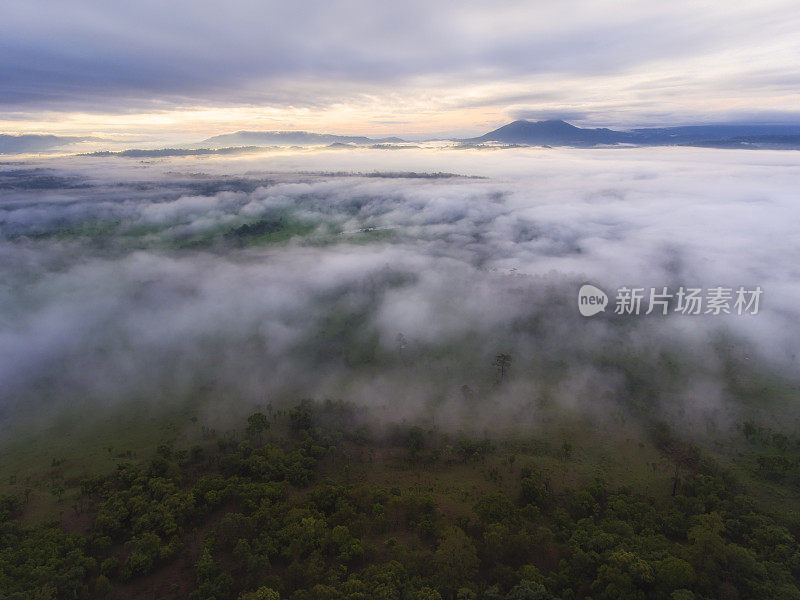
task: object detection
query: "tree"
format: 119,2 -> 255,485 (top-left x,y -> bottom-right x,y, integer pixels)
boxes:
654,557 -> 695,593
50,483 -> 65,503
493,353 -> 512,382
506,580 -> 552,600
687,513 -> 726,577
434,526 -> 479,589
246,412 -> 271,443
240,587 -> 280,600
651,421 -> 699,496
416,587 -> 443,600
289,405 -> 313,435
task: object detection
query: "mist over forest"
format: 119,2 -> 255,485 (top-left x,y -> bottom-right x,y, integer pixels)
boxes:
4,143 -> 800,600
5,1 -> 800,597
2,147 -> 798,438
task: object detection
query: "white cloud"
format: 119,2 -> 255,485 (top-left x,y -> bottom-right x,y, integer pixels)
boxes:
1,146 -> 798,432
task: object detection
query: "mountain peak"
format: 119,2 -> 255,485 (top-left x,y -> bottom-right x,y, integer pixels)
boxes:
505,119 -> 575,129
467,119 -> 618,146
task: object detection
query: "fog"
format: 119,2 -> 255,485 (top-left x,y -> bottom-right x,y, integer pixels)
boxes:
1,146 -> 799,436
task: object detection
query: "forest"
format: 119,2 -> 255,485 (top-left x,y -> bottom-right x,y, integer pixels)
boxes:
2,399 -> 800,600
2,143 -> 800,600
4,0 -> 800,597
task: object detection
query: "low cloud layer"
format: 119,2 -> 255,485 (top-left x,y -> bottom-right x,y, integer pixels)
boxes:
1,147 -> 798,435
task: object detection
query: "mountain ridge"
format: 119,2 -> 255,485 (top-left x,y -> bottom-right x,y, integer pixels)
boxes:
463,119 -> 800,148
193,121 -> 800,151
0,134 -> 103,154
197,130 -> 406,148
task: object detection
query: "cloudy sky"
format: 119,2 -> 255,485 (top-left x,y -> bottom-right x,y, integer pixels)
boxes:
2,0 -> 800,140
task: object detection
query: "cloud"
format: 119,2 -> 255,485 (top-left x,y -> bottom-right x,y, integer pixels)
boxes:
1,147 -> 799,436
507,109 -> 590,122
2,0 -> 800,133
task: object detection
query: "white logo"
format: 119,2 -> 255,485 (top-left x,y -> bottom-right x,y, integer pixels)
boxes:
578,284 -> 608,317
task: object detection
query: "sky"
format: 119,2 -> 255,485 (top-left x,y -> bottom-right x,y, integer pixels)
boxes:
1,0 -> 800,140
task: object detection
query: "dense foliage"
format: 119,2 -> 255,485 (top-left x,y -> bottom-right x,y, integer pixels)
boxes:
2,402 -> 800,600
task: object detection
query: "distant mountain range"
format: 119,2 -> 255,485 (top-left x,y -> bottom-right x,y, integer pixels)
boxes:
84,147 -> 268,158
197,131 -> 406,148
0,134 -> 102,154
462,119 -> 800,149
193,122 -> 800,151
23,122 -> 800,157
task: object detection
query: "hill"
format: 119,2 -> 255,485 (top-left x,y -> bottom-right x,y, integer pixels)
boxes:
464,119 -> 632,146
0,134 -> 99,154
197,131 -> 406,148
464,119 -> 800,149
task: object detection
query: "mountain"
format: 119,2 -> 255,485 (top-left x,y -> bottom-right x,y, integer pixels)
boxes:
0,134 -> 95,154
630,124 -> 800,143
463,120 -> 633,146
83,147 -> 267,158
463,120 -> 800,149
197,131 -> 406,148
